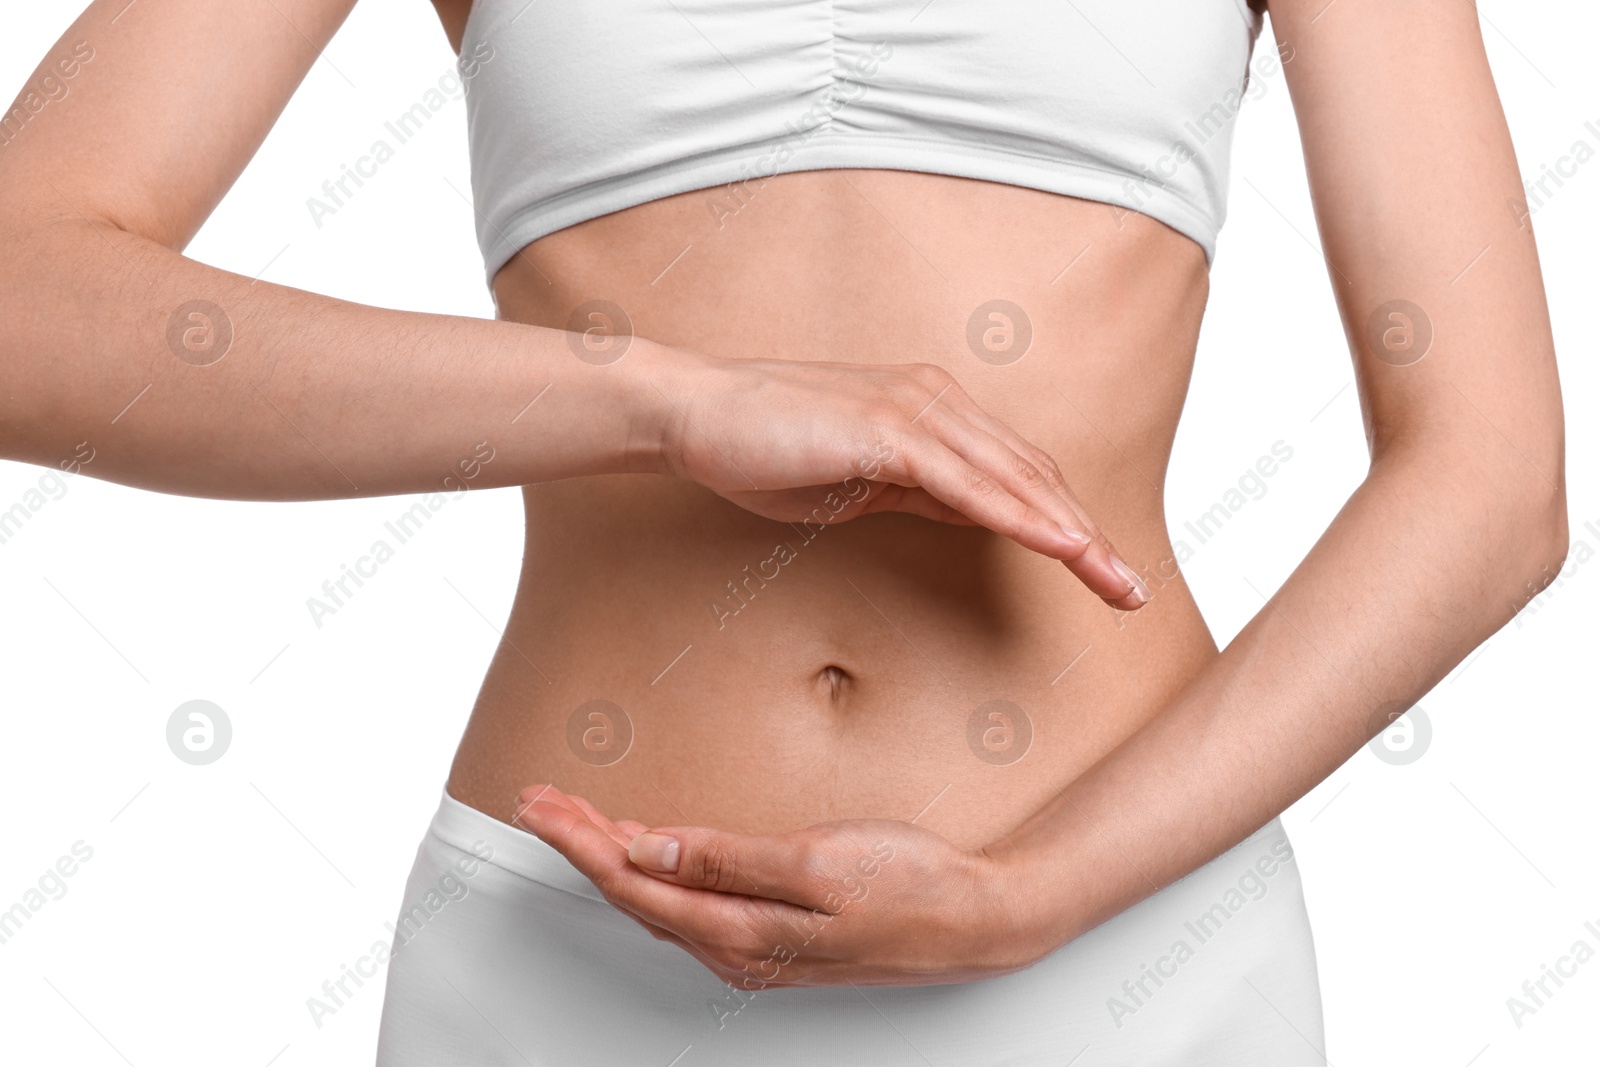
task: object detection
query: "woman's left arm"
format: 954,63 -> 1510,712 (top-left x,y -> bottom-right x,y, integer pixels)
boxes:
512,0 -> 1569,985
986,0 -> 1569,952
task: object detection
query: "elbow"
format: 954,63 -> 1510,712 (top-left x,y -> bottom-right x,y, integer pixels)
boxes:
1525,413 -> 1570,570
1403,401 -> 1570,594
1379,422 -> 1570,609
1525,476 -> 1570,590
1502,447 -> 1570,606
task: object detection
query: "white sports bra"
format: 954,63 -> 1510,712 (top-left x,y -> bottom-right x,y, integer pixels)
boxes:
460,0 -> 1265,284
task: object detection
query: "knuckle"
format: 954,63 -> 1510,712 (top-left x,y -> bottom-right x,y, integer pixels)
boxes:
734,929 -> 773,963
686,838 -> 742,892
796,844 -> 833,887
876,398 -> 915,428
1037,453 -> 1066,486
870,429 -> 915,478
963,465 -> 1002,502
1005,450 -> 1045,487
887,364 -> 955,408
863,397 -> 905,429
589,862 -> 623,901
709,939 -> 757,974
708,913 -> 783,969
710,953 -> 747,979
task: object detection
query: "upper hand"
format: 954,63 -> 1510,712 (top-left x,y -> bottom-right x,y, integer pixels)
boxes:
651,350 -> 1149,609
512,784 -> 1052,988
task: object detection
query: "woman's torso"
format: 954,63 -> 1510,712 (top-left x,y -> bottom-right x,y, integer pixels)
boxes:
443,165 -> 1218,851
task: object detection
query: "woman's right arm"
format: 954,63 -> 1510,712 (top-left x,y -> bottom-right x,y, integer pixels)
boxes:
0,0 -> 1146,605
0,0 -> 676,500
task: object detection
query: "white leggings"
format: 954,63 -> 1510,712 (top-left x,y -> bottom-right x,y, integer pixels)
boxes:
376,791 -> 1325,1066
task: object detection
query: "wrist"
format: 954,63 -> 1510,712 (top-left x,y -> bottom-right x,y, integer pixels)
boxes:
616,341 -> 716,478
980,817 -> 1094,959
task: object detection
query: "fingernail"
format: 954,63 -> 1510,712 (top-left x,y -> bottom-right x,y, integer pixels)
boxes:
1110,557 -> 1150,606
1060,525 -> 1092,550
512,784 -> 550,823
629,832 -> 680,873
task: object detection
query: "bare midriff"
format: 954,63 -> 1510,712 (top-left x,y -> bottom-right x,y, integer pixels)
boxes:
445,170 -> 1218,852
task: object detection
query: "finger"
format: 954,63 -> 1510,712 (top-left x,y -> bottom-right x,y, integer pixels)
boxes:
511,795 -> 740,966
599,894 -> 768,986
924,410 -> 1098,551
720,480 -> 984,531
608,897 -> 718,964
521,796 -> 818,970
956,427 -> 1151,610
561,790 -> 644,851
878,435 -> 1077,558
935,388 -> 1121,555
1100,561 -> 1153,612
516,794 -> 677,904
511,783 -> 563,824
886,433 -> 1147,603
627,826 -> 847,913
602,887 -> 793,989
911,406 -> 1151,608
515,785 -> 635,851
850,483 -> 981,526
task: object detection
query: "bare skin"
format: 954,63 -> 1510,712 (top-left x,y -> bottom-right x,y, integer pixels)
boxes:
446,171 -> 1213,849
492,0 -> 1572,987
0,0 -> 1568,991
423,3 -> 1211,850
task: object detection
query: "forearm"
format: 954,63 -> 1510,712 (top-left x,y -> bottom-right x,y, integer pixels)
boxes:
994,443 -> 1568,948
0,217 -> 671,499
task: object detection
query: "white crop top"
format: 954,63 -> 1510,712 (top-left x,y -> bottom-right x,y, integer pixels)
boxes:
460,0 -> 1265,283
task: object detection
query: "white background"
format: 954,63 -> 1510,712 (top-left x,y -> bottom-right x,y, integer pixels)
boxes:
1,2 -> 1595,1065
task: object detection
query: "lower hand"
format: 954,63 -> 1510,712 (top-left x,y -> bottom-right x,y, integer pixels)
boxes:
512,784 -> 1050,987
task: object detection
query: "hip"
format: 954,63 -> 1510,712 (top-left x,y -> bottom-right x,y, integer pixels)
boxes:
376,790 -> 1324,1066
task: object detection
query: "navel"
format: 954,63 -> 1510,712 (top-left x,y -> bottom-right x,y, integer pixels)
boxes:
816,664 -> 853,702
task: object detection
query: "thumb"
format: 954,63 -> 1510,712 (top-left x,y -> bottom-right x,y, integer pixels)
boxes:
626,830 -> 683,875
628,826 -> 814,904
